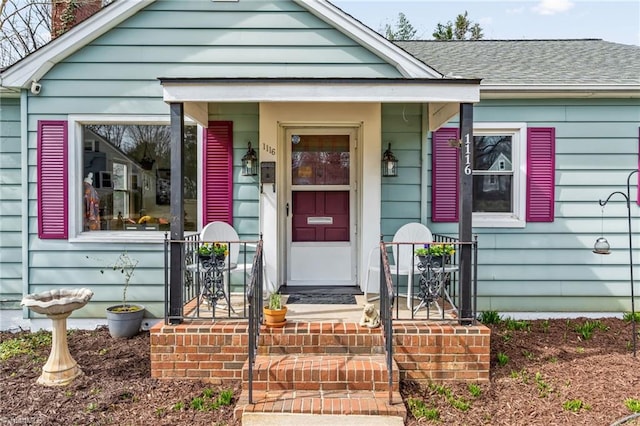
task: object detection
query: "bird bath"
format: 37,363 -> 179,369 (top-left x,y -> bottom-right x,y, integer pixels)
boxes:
21,288 -> 93,386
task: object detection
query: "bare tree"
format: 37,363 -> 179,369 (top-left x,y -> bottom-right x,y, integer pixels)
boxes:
0,0 -> 51,68
1,0 -> 114,68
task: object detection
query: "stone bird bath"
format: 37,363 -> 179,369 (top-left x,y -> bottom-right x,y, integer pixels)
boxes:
21,288 -> 93,386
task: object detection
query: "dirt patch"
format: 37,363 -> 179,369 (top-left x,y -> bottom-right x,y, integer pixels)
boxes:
1,318 -> 639,425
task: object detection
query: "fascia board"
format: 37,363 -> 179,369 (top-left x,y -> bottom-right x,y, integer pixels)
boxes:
481,84 -> 640,99
296,0 -> 442,79
161,81 -> 480,103
0,0 -> 153,89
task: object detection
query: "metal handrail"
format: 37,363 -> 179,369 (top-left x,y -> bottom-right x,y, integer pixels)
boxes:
379,241 -> 395,405
246,239 -> 263,404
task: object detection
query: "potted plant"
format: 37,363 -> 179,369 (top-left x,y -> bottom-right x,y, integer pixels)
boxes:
198,242 -> 228,263
263,292 -> 287,328
415,243 -> 455,268
98,252 -> 145,338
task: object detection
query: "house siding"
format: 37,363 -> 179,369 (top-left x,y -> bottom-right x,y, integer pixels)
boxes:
427,98 -> 640,313
0,97 -> 23,309
18,0 -> 399,318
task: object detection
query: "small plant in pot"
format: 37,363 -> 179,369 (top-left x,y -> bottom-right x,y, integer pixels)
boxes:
198,242 -> 228,263
93,252 -> 145,338
263,292 -> 287,328
415,243 -> 455,268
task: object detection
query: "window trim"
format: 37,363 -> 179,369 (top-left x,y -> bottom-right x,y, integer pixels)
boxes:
68,115 -> 202,243
472,122 -> 527,228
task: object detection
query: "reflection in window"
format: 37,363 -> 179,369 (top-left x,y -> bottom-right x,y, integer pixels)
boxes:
472,135 -> 513,213
291,135 -> 349,186
82,124 -> 197,232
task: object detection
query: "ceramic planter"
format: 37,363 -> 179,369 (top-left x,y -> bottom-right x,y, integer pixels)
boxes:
106,304 -> 145,338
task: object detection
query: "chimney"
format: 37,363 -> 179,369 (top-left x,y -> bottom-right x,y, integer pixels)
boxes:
51,0 -> 103,39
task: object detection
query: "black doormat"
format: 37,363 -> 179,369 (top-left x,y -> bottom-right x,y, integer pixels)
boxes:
285,293 -> 357,305
280,286 -> 363,296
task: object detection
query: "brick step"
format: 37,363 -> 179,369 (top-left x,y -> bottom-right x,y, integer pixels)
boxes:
234,389 -> 407,421
259,321 -> 384,355
243,354 -> 399,392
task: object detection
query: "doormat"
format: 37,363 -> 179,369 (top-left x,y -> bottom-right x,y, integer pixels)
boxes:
285,293 -> 357,305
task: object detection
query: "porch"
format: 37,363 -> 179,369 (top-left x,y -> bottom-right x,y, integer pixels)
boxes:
151,235 -> 490,422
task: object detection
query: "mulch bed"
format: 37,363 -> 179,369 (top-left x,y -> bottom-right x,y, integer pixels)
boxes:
1,318 -> 639,425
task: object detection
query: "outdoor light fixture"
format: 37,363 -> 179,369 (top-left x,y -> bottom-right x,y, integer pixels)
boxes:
241,142 -> 258,176
382,143 -> 398,177
594,169 -> 638,357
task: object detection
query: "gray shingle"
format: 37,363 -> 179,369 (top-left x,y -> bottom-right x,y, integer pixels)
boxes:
395,39 -> 640,86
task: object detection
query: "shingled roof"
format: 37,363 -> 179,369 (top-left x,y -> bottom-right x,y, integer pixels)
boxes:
395,39 -> 640,86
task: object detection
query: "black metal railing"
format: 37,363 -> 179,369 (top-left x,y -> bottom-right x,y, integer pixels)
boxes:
246,240 -> 264,404
163,235 -> 260,323
379,241 -> 395,405
381,235 -> 478,323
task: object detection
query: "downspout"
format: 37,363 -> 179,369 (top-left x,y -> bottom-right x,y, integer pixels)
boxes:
20,89 -> 29,319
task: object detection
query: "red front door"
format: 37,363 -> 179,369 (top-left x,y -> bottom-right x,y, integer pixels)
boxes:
292,191 -> 349,242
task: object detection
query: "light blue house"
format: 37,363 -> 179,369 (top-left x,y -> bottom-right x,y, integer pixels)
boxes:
0,0 -> 638,331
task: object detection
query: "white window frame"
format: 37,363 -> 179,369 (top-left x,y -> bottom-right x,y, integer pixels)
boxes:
68,115 -> 202,243
472,122 -> 527,228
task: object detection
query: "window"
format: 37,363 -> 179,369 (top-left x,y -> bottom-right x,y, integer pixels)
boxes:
80,123 -> 198,234
472,124 -> 526,227
431,123 -> 554,227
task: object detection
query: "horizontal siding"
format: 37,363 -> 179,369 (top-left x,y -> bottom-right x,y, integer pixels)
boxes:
429,98 -> 640,313
380,104 -> 424,236
0,97 -> 22,307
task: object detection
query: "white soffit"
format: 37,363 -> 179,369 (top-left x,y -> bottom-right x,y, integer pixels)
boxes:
161,80 -> 480,104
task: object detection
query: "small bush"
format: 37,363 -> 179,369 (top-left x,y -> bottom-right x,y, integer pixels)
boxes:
623,312 -> 640,323
468,383 -> 482,398
497,352 -> 509,366
504,317 -> 531,332
575,320 -> 608,340
478,310 -> 501,325
563,399 -> 590,412
407,398 -> 439,421
625,398 -> 640,413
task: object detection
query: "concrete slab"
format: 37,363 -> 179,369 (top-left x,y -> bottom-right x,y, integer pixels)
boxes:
242,413 -> 405,426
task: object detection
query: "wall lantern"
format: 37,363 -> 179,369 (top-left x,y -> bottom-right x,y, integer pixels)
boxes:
593,169 -> 638,357
241,142 -> 258,176
382,143 -> 398,177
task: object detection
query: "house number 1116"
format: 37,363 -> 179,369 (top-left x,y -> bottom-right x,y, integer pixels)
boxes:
463,134 -> 472,175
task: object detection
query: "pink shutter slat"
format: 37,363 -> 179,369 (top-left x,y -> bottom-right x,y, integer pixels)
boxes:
431,128 -> 460,222
203,121 -> 233,225
526,127 -> 555,222
38,120 -> 68,239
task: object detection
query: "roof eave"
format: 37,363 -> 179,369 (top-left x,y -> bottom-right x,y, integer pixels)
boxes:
0,0 -> 153,89
480,84 -> 640,99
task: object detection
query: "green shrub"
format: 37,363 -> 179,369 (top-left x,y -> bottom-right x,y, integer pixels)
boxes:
497,352 -> 509,366
625,398 -> 640,413
407,398 -> 439,421
563,399 -> 590,412
478,310 -> 501,325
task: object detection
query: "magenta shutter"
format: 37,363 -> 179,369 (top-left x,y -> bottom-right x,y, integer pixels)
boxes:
38,120 -> 68,239
431,128 -> 460,222
526,127 -> 555,222
203,121 -> 233,225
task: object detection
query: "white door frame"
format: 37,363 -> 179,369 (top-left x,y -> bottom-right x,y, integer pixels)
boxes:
282,125 -> 359,286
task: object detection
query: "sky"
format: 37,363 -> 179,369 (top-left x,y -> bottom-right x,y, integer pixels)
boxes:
332,0 -> 640,46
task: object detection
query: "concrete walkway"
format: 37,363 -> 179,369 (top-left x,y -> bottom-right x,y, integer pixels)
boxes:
242,413 -> 405,426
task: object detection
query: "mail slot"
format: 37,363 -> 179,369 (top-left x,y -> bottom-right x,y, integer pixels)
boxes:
307,217 -> 333,225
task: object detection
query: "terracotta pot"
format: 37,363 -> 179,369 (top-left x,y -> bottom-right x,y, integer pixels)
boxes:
263,306 -> 287,328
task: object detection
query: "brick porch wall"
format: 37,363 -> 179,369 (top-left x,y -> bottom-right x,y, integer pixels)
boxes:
150,321 -> 491,384
393,322 -> 491,382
